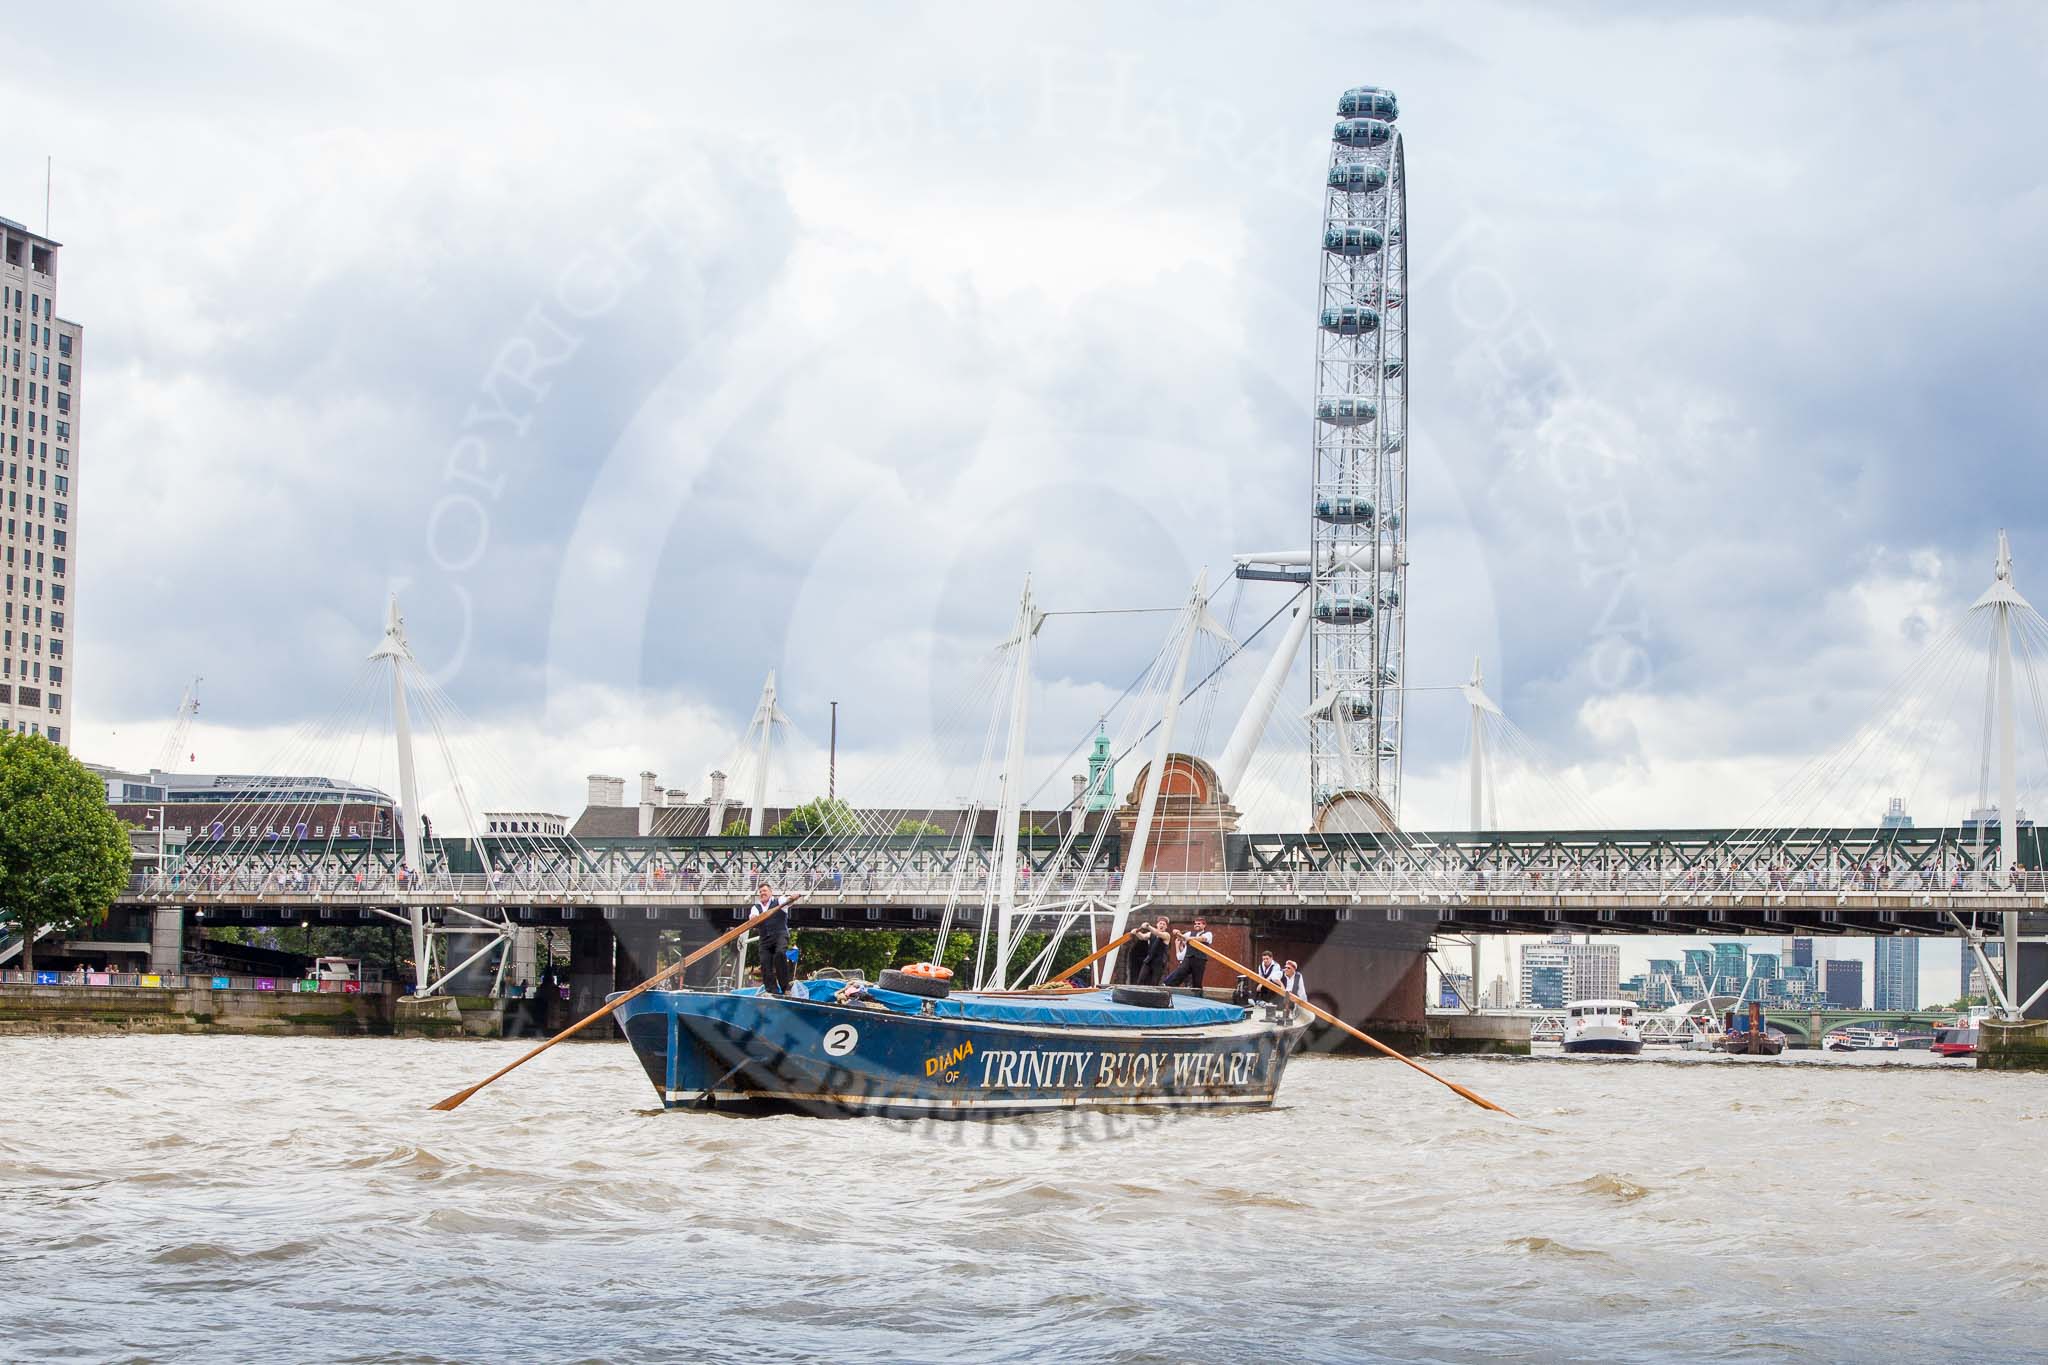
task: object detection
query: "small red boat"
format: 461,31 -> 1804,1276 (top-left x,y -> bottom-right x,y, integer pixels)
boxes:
1931,1026 -> 1977,1058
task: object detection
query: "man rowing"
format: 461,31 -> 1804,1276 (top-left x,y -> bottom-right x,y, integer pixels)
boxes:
747,881 -> 806,996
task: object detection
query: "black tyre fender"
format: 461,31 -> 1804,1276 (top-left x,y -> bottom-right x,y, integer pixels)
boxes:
877,968 -> 951,999
1111,984 -> 1174,1009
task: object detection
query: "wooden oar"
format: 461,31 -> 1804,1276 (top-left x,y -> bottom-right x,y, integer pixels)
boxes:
1185,937 -> 1514,1117
429,901 -> 788,1112
1042,928 -> 1138,987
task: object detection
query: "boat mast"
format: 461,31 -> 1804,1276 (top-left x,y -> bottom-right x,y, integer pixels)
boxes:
1105,573 -> 1213,983
988,580 -> 1042,989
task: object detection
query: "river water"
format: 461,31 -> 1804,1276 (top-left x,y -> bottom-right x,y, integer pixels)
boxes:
1,1035 -> 2040,1363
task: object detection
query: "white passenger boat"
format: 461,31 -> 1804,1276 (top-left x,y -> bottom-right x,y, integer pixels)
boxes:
1560,999 -> 1644,1056
1825,1027 -> 1900,1052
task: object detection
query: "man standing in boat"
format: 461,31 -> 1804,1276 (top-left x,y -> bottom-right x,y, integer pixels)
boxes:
747,881 -> 805,996
1162,918 -> 1215,992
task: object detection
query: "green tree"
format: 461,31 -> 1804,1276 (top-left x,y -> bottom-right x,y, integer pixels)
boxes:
893,818 -> 946,838
722,815 -> 750,836
794,929 -> 902,979
769,797 -> 859,838
0,734 -> 132,976
201,922 -> 411,982
896,930 -> 976,974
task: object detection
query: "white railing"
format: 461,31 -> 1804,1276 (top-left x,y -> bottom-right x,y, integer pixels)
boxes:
123,865 -> 2048,905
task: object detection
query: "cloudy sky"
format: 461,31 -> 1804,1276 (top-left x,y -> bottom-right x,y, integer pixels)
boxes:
18,2 -> 2048,997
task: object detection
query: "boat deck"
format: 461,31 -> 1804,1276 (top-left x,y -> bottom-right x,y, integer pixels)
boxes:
723,980 -> 1252,1029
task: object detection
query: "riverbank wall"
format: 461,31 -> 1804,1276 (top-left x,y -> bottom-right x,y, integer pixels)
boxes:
0,984 -> 396,1036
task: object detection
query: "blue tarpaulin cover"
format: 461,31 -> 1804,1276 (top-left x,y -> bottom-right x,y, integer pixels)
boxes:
738,982 -> 1249,1030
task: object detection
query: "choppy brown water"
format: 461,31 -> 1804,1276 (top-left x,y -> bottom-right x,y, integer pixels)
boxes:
1,1036 -> 2040,1363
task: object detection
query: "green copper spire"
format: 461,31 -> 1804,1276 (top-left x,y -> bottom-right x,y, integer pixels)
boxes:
1085,724 -> 1116,812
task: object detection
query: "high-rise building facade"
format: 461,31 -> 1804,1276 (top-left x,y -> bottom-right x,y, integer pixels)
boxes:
1681,948 -> 1713,993
1712,941 -> 1748,995
1873,938 -> 1920,1011
1565,940 -> 1621,1002
1,218 -> 77,747
1824,958 -> 1865,1010
1963,941 -> 2001,1002
1437,971 -> 1473,1009
1518,936 -> 1620,1007
1520,943 -> 1570,1008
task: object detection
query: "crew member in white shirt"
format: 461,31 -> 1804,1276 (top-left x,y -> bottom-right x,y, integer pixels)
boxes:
1277,960 -> 1307,1021
1162,918 -> 1216,991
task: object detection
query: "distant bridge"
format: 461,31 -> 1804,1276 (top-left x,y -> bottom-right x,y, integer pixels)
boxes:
1521,1008 -> 1965,1046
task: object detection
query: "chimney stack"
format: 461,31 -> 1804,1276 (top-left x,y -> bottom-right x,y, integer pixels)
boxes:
587,774 -> 626,808
638,770 -> 659,836
704,770 -> 729,837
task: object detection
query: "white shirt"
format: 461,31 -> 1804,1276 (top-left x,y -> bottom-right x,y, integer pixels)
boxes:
1258,960 -> 1284,983
1175,929 -> 1214,962
1280,971 -> 1307,998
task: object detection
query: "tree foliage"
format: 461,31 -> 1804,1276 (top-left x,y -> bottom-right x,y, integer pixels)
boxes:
0,735 -> 133,975
893,818 -> 946,837
201,923 -> 413,981
769,797 -> 860,838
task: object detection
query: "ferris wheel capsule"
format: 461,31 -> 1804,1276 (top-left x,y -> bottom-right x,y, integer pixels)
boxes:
1333,118 -> 1395,148
1317,396 -> 1377,425
1327,162 -> 1390,193
1338,87 -> 1399,120
1314,494 -> 1375,523
1323,225 -> 1385,257
1319,305 -> 1380,335
1313,594 -> 1374,623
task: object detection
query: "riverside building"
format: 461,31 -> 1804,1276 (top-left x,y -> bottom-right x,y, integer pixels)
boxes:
1,217 -> 78,746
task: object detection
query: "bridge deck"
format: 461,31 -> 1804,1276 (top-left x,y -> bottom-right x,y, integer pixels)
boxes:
122,872 -> 2040,936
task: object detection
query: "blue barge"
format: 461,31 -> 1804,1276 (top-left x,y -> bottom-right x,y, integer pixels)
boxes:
610,980 -> 1305,1118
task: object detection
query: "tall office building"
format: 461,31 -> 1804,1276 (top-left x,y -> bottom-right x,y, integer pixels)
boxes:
1873,938 -> 1920,1011
1824,958 -> 1865,1010
1520,942 -> 1570,1009
0,218 -> 77,747
1712,941 -> 1748,995
1783,936 -> 1814,972
1518,936 -> 1620,1007
1565,940 -> 1621,1002
1963,941 -> 2002,1002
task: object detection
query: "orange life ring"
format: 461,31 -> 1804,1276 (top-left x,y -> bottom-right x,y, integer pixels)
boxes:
900,962 -> 954,981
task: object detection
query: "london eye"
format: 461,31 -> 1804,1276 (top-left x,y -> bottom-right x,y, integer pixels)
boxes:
1310,85 -> 1408,822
